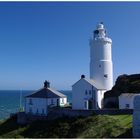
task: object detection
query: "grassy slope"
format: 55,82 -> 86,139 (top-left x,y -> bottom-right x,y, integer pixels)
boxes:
0,114 -> 132,138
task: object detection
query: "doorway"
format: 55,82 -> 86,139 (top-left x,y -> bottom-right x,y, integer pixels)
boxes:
57,99 -> 59,106
88,100 -> 93,109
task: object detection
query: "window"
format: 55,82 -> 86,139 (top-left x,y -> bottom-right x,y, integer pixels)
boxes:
62,98 -> 64,103
125,104 -> 129,109
29,107 -> 32,113
51,99 -> 53,104
104,74 -> 108,78
42,109 -> 44,114
85,90 -> 88,95
84,101 -> 87,109
89,90 -> 91,95
57,99 -> 59,106
91,90 -> 96,99
36,109 -> 39,114
29,98 -> 33,105
99,64 -> 101,68
93,90 -> 96,94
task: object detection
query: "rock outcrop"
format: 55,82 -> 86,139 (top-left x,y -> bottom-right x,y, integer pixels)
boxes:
104,74 -> 140,108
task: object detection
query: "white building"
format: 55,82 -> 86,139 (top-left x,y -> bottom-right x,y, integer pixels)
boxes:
72,22 -> 113,110
25,81 -> 67,116
119,93 -> 140,109
72,75 -> 106,109
90,22 -> 113,90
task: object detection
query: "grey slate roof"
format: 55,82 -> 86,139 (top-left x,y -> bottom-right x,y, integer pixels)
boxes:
84,78 -> 106,90
119,93 -> 140,98
26,87 -> 66,98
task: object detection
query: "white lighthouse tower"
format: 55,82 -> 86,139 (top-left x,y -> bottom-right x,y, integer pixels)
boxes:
72,22 -> 113,110
90,22 -> 113,90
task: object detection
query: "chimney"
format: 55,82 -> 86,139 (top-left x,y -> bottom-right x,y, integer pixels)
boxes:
44,80 -> 50,88
81,75 -> 85,79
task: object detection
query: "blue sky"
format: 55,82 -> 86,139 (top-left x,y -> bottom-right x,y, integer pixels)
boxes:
0,2 -> 140,90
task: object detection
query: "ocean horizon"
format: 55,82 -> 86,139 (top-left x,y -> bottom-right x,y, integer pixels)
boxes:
0,90 -> 72,120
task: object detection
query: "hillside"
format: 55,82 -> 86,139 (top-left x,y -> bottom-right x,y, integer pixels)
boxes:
0,114 -> 132,138
104,74 -> 140,108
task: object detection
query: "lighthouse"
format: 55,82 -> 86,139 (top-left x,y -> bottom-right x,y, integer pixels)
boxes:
90,22 -> 113,90
72,22 -> 113,110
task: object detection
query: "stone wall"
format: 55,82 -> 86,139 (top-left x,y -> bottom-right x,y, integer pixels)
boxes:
17,112 -> 27,124
47,108 -> 133,120
17,108 -> 133,124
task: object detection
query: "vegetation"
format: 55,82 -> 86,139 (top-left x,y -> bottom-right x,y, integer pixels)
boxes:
104,74 -> 140,108
105,74 -> 140,98
0,114 -> 132,138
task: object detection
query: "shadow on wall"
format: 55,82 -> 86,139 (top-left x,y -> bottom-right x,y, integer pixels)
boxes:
104,97 -> 119,109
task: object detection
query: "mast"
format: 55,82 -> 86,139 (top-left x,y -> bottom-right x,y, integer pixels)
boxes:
19,88 -> 22,111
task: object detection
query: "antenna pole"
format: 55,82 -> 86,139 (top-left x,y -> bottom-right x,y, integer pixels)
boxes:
20,88 -> 22,111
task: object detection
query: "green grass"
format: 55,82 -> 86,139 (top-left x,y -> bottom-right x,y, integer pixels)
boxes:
0,114 -> 132,138
110,115 -> 132,127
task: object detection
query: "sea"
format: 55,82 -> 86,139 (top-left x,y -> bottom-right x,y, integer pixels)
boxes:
0,90 -> 72,120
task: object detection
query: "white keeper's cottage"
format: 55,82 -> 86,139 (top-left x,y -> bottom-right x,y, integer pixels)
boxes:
72,22 -> 113,110
25,81 -> 67,116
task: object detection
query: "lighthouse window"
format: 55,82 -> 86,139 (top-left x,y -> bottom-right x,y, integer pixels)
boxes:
104,74 -> 108,78
99,65 -> 101,68
94,30 -> 99,34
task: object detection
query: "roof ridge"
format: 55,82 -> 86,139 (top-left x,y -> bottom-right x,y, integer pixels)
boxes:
48,88 -> 66,97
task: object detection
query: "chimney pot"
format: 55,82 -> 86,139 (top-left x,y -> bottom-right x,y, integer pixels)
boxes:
44,80 -> 50,88
81,75 -> 85,79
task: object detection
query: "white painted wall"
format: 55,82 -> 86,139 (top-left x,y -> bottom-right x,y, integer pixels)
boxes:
47,97 -> 67,107
25,97 -> 67,116
25,98 -> 48,115
90,23 -> 113,91
47,98 -> 58,107
119,95 -> 136,109
72,79 -> 98,110
60,98 -> 67,106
